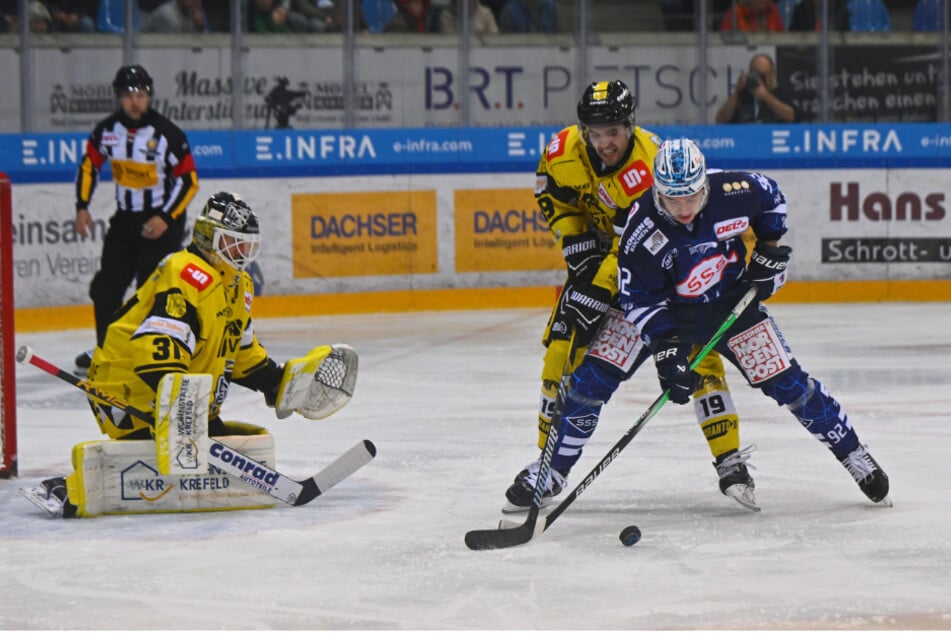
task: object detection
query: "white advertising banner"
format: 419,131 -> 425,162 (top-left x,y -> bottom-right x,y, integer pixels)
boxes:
8,168 -> 950,309
2,43 -> 758,132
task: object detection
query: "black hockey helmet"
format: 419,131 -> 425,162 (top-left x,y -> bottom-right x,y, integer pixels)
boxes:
577,80 -> 636,131
112,64 -> 153,96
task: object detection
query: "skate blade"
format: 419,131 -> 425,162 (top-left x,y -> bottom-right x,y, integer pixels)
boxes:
724,484 -> 761,512
875,495 -> 893,508
500,497 -> 556,515
19,487 -> 64,517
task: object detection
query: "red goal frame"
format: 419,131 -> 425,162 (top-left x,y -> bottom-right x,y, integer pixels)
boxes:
1,172 -> 16,478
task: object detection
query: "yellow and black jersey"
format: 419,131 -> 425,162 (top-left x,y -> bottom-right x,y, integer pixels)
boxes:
88,247 -> 271,438
535,124 -> 662,250
75,108 -> 198,219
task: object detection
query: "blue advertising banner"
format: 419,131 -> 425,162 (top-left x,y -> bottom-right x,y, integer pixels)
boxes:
2,123 -> 950,184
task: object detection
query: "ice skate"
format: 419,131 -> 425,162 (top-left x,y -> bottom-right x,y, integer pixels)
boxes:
20,476 -> 76,518
715,446 -> 760,511
502,458 -> 568,514
840,444 -> 891,506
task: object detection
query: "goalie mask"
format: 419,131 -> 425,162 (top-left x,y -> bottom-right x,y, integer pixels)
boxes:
193,192 -> 262,272
576,80 -> 636,143
652,138 -> 709,225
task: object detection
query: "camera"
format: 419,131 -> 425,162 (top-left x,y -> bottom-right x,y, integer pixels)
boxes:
745,71 -> 763,91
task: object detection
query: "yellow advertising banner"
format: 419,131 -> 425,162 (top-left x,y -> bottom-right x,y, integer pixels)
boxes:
291,191 -> 438,278
454,188 -> 562,273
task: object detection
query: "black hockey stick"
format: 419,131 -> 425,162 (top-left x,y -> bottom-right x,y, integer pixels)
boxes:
16,346 -> 376,507
467,330 -> 580,549
465,287 -> 757,550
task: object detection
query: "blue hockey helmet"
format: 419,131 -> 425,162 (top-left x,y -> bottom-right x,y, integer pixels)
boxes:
652,138 -> 709,220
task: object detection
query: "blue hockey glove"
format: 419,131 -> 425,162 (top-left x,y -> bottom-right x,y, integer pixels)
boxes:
651,337 -> 699,405
744,241 -> 792,301
558,279 -> 612,347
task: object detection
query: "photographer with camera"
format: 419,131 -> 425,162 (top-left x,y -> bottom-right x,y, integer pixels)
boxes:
715,53 -> 801,124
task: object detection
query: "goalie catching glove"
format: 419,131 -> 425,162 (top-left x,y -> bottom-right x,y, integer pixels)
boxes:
744,241 -> 792,301
274,344 -> 358,420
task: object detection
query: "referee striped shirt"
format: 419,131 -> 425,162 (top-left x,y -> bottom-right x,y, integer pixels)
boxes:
75,109 -> 198,219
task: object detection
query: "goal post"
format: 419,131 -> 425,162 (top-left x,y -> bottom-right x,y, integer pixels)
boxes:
0,172 -> 16,478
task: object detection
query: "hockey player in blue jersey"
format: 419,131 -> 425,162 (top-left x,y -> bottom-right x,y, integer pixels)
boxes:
616,137 -> 890,504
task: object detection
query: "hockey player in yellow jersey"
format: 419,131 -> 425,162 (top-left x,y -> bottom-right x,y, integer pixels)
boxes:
502,80 -> 758,512
21,192 -> 359,517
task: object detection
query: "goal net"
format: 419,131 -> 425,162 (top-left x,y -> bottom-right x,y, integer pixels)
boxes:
1,172 -> 16,478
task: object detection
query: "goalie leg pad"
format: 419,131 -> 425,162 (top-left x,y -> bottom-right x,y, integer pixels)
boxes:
65,433 -> 277,517
155,373 -> 212,475
276,344 -> 358,420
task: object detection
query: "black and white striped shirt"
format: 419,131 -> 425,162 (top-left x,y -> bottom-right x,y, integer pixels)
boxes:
75,108 -> 198,219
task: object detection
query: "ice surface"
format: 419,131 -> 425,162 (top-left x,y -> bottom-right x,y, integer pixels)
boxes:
3,303 -> 950,629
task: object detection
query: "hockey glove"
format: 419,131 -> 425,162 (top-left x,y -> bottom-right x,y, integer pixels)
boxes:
744,241 -> 792,301
651,337 -> 699,405
561,231 -> 604,281
558,279 -> 613,347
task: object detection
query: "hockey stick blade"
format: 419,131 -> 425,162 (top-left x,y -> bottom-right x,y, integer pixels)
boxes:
465,287 -> 757,550
16,345 -> 376,507
292,439 -> 377,506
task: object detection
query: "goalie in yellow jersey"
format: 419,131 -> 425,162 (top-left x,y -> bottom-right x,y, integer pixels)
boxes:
502,80 -> 758,513
22,192 -> 357,517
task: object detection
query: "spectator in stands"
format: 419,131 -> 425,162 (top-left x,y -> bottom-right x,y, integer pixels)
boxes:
289,0 -> 340,32
715,52 -> 801,124
249,0 -> 293,32
439,0 -> 499,34
497,0 -> 557,32
913,0 -> 944,31
788,0 -> 850,31
383,0 -> 431,32
846,0 -> 890,32
47,0 -> 97,32
28,0 -> 52,32
0,0 -> 17,32
140,0 -> 207,32
719,0 -> 784,32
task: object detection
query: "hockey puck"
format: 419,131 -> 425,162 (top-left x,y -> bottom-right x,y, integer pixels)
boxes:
619,524 -> 641,547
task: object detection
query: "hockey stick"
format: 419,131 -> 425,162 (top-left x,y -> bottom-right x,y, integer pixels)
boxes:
16,346 -> 376,507
465,287 -> 757,550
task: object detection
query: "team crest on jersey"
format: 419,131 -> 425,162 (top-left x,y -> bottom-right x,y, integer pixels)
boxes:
597,182 -> 618,209
644,229 -> 669,255
714,217 -> 749,241
546,130 -> 569,159
165,293 -> 187,318
618,160 -> 653,197
677,251 -> 739,297
181,263 -> 213,291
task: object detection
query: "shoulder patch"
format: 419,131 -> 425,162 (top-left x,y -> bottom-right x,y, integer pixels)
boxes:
618,160 -> 653,197
546,129 -> 570,160
181,262 -> 213,291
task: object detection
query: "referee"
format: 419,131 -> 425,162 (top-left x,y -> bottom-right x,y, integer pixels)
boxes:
73,64 -> 199,372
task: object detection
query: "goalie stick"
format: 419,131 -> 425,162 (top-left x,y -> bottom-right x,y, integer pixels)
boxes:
465,287 -> 757,550
16,346 -> 376,507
